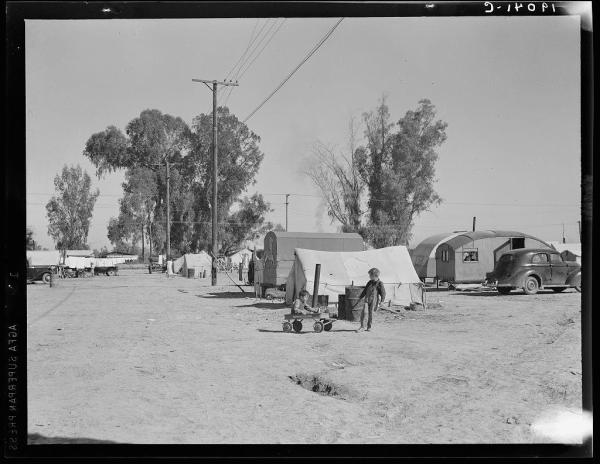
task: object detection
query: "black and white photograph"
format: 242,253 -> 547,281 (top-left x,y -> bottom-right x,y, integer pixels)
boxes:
5,0 -> 593,454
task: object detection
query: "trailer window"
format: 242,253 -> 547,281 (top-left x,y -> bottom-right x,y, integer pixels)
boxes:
462,249 -> 479,262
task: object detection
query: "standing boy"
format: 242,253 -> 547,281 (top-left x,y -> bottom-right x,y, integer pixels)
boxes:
356,268 -> 386,332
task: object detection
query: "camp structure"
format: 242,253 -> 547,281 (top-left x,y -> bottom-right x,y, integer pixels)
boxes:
431,230 -> 552,284
173,252 -> 212,277
228,249 -> 253,267
262,231 -> 365,288
548,242 -> 581,264
410,232 -> 465,281
285,246 -> 423,307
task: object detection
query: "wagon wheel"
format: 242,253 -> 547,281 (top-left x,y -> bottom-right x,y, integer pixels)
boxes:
292,320 -> 303,333
282,322 -> 292,333
313,321 -> 324,333
323,321 -> 333,332
522,276 -> 539,295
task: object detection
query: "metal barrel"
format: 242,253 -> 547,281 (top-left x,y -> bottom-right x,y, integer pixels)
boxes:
344,286 -> 364,321
337,294 -> 346,320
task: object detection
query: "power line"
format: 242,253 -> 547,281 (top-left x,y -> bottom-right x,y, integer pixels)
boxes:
243,17 -> 344,123
223,18 -> 287,108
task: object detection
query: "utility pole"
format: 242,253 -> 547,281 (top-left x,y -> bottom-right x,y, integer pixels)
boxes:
192,78 -> 239,285
472,216 -> 476,232
285,194 -> 290,231
578,220 -> 581,242
166,159 -> 171,263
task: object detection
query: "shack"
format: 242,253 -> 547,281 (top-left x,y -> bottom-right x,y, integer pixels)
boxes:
548,242 -> 581,264
433,230 -> 552,284
261,231 -> 365,288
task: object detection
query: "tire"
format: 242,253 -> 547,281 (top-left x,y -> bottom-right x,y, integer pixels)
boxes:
292,320 -> 303,333
324,322 -> 333,332
497,287 -> 512,295
523,276 -> 539,295
282,322 -> 292,333
107,269 -> 115,276
42,273 -> 51,284
313,321 -> 324,333
551,287 -> 567,293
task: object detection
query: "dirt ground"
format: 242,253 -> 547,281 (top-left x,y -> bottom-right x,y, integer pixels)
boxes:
27,268 -> 583,444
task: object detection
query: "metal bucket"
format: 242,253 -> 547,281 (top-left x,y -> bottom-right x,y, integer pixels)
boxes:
345,286 -> 364,321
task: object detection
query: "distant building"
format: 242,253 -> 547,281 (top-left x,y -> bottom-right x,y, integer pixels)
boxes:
548,242 -> 581,264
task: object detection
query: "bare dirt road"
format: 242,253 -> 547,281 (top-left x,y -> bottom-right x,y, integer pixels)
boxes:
27,269 -> 582,444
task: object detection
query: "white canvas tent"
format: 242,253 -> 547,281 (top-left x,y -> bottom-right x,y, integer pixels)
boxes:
229,249 -> 253,267
178,252 -> 212,277
172,255 -> 185,274
285,246 -> 424,307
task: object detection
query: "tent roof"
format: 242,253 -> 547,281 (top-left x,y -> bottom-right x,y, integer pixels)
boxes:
295,245 -> 420,289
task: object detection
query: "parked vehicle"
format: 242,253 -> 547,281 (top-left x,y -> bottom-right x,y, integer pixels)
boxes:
94,265 -> 119,276
484,248 -> 581,295
27,264 -> 54,284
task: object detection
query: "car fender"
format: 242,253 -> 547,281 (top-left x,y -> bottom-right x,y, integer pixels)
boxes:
515,270 -> 541,287
565,270 -> 581,287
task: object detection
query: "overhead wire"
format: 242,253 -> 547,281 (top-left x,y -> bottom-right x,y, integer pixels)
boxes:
223,18 -> 287,108
242,17 -> 344,123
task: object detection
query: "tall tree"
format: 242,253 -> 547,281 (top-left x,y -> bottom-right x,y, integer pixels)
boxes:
83,107 -> 269,256
26,227 -> 42,250
305,117 -> 366,233
360,98 -> 447,247
46,165 -> 99,249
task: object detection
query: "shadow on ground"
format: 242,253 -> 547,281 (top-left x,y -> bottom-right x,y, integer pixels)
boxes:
449,290 -> 559,297
28,433 -> 120,444
198,292 -> 251,299
237,302 -> 288,310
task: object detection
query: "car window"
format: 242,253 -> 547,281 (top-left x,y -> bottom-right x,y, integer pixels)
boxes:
550,253 -> 563,263
531,253 -> 549,264
499,254 -> 513,263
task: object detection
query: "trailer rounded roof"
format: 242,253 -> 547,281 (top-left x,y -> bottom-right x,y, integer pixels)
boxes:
442,230 -> 551,249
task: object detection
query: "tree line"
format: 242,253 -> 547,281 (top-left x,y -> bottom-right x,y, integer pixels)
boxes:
40,97 -> 446,254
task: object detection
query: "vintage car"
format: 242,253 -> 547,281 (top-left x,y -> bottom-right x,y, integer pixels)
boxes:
484,248 -> 581,295
27,264 -> 54,284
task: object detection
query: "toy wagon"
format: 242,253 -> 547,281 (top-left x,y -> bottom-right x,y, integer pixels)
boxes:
282,311 -> 334,333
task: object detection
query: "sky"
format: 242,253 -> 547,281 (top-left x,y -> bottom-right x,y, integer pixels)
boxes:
25,14 -> 582,251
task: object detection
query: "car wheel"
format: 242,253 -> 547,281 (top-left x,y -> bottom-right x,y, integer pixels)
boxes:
523,276 -> 539,295
497,287 -> 512,295
107,270 -> 115,276
313,321 -> 324,333
551,287 -> 567,293
42,273 -> 51,284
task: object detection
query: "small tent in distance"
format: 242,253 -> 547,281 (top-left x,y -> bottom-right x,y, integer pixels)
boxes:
286,246 -> 423,307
